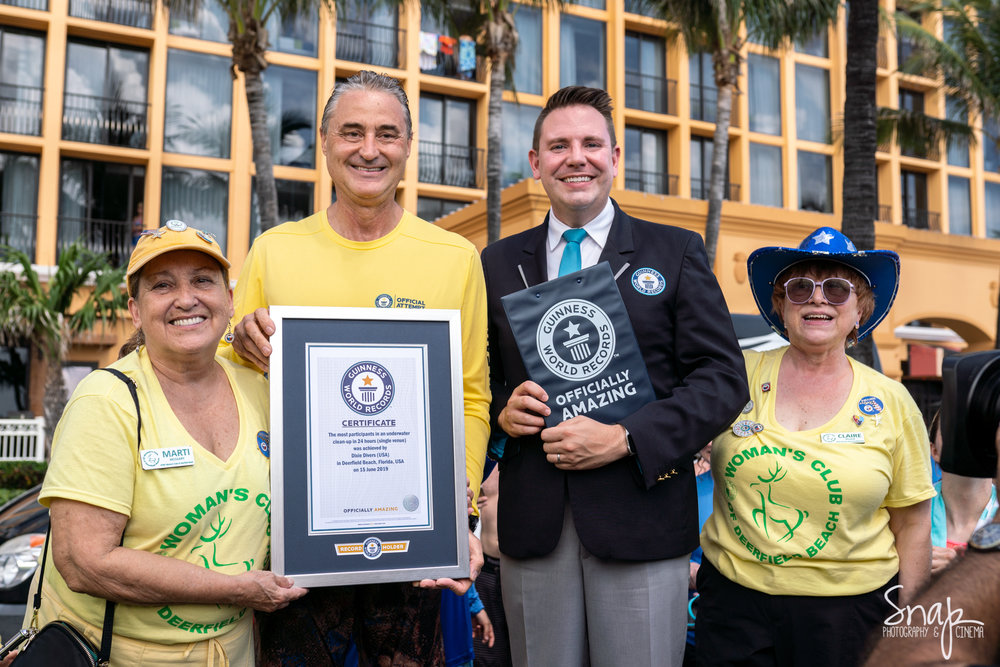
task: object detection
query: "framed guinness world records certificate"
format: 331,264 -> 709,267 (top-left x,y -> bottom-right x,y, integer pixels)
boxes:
269,305 -> 470,586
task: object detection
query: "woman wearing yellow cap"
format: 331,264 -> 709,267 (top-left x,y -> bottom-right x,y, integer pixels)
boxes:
31,221 -> 306,664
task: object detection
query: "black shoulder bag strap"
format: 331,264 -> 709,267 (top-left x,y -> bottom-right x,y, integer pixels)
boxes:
31,367 -> 141,664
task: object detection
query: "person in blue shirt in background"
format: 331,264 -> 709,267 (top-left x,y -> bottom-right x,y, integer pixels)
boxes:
684,442 -> 713,666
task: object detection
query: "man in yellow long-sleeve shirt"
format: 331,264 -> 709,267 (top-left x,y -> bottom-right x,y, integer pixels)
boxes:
225,70 -> 488,666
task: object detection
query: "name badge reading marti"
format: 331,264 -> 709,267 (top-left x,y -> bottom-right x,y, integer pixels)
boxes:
820,432 -> 865,444
140,446 -> 195,470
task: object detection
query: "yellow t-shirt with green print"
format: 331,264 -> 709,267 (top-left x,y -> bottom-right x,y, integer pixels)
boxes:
700,347 -> 935,596
39,347 -> 271,644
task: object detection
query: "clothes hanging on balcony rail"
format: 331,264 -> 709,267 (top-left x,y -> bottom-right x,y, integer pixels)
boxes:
419,31 -> 438,70
459,38 -> 476,75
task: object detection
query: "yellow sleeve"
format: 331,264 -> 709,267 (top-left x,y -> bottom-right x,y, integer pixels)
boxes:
219,238 -> 269,369
461,250 -> 490,506
885,393 -> 936,508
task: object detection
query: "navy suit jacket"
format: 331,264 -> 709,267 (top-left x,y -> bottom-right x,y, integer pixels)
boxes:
481,200 -> 749,561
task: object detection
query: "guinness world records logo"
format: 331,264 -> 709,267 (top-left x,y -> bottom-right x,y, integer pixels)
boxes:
341,362 -> 395,415
535,299 -> 616,381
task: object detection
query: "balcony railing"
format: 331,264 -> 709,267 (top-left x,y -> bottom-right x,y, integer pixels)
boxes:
878,204 -> 893,222
691,178 -> 740,201
625,170 -> 678,196
691,83 -> 718,123
0,0 -> 47,9
58,216 -> 131,267
901,142 -> 940,161
902,207 -> 939,230
419,40 -> 480,82
625,72 -> 677,116
0,84 -> 43,136
336,18 -> 405,69
0,212 -> 37,258
877,37 -> 889,70
69,0 -> 153,27
62,92 -> 149,148
418,141 -> 484,189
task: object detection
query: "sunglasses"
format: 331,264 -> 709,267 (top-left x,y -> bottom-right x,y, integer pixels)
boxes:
783,277 -> 856,305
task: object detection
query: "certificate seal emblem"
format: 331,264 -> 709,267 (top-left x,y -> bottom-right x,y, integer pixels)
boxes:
342,362 -> 395,415
535,299 -> 616,381
362,537 -> 383,560
141,450 -> 160,467
403,494 -> 420,512
374,293 -> 394,308
858,396 -> 884,416
631,268 -> 666,296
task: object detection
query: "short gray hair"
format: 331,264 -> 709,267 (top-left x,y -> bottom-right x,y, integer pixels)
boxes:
320,70 -> 412,138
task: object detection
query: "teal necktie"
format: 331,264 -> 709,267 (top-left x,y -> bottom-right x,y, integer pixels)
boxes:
558,228 -> 588,277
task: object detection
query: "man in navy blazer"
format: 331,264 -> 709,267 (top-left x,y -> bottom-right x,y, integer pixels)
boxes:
481,86 -> 749,666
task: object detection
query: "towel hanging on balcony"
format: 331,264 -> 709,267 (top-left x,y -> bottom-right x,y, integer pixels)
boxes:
459,38 -> 476,74
420,31 -> 438,70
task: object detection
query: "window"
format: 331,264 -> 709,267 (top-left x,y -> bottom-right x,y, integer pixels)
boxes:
161,167 -> 229,253
249,179 -> 314,243
568,0 -> 604,8
984,116 -> 1000,173
169,2 -> 228,43
987,182 -> 1000,238
419,94 -> 478,188
560,14 -> 605,89
795,64 -> 830,143
796,30 -> 828,58
267,7 -> 318,57
689,52 -> 716,123
898,88 -> 927,158
70,0 -> 152,29
947,176 -> 971,235
501,101 -> 538,187
946,97 -> 969,167
624,126 -> 670,194
58,158 -> 145,266
336,0 -> 399,67
625,32 -> 670,115
0,150 -> 39,257
798,150 -> 832,213
0,28 -> 44,136
748,54 -> 781,135
507,4 -> 542,95
63,39 -> 149,148
263,66 -> 316,168
164,50 -> 232,158
898,11 -> 923,74
750,143 -> 782,207
417,197 -> 466,222
901,170 -> 930,229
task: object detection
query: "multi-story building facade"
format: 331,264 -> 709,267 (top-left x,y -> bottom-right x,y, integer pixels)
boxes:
1,0 -> 998,416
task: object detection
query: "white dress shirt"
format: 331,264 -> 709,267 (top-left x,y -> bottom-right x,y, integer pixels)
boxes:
545,199 -> 615,281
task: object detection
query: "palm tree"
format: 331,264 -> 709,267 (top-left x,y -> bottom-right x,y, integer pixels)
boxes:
163,0 -> 332,233
0,243 -> 127,443
649,0 -> 841,267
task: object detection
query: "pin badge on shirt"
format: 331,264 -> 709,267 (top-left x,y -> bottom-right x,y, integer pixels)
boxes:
257,430 -> 270,458
742,400 -> 754,414
732,419 -> 755,437
761,382 -> 771,392
853,414 -> 864,426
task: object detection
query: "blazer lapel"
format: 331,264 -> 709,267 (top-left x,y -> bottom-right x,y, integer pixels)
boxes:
515,215 -> 550,288
598,200 -> 636,281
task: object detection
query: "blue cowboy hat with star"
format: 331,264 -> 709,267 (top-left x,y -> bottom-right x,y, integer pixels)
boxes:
747,226 -> 900,341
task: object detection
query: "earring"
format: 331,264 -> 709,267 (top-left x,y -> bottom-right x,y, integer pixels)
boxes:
224,321 -> 234,344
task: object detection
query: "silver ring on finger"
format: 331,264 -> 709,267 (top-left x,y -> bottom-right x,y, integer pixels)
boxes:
557,453 -> 561,463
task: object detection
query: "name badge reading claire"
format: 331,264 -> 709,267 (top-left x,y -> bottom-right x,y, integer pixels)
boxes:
820,432 -> 865,444
140,446 -> 195,470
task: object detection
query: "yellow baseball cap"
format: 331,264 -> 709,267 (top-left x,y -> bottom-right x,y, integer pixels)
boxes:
126,219 -> 230,295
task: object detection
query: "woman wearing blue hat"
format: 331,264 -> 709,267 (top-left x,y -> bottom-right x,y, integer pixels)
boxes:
695,227 -> 935,666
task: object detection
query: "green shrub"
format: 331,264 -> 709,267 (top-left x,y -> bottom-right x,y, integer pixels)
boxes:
0,461 -> 47,489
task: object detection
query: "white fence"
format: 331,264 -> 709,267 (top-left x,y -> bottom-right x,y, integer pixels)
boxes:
0,417 -> 46,462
